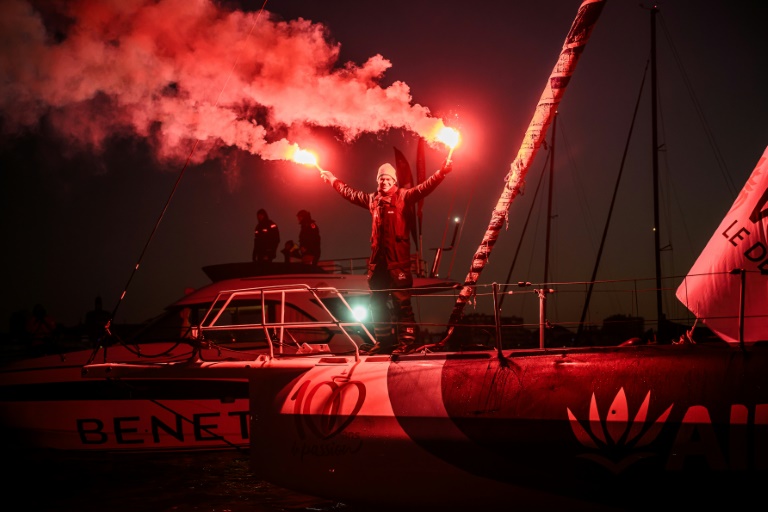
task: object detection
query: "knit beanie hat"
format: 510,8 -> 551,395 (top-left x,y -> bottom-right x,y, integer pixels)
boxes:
376,163 -> 397,182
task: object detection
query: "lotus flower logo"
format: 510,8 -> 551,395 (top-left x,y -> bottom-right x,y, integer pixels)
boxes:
567,387 -> 673,473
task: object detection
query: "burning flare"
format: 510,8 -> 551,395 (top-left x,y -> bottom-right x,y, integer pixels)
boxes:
435,127 -> 461,161
290,148 -> 323,171
291,148 -> 317,166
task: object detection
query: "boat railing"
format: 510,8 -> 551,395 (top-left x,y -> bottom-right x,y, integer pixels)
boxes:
115,271 -> 753,362
317,254 -> 429,277
197,284 -> 376,361
317,257 -> 369,274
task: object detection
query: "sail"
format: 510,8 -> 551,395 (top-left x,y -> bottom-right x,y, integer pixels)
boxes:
393,146 -> 414,188
446,0 -> 606,325
416,139 -> 426,275
393,146 -> 419,245
416,138 -> 426,235
676,146 -> 768,344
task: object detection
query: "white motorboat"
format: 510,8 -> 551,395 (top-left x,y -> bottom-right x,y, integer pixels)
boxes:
0,260 -> 456,452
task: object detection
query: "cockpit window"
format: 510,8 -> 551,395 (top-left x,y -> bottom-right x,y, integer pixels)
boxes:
130,299 -> 334,346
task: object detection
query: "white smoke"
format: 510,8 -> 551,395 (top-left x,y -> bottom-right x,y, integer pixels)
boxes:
0,0 -> 447,169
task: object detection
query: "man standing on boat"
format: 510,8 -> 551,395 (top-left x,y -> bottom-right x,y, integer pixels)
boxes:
252,208 -> 280,263
296,210 -> 321,265
319,158 -> 453,354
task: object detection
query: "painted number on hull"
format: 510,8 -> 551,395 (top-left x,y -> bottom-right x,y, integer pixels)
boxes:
290,379 -> 366,440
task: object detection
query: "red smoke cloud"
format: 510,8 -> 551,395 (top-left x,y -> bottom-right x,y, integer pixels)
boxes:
0,0 -> 448,168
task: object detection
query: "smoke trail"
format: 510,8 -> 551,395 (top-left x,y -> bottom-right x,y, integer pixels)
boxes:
0,0 -> 447,169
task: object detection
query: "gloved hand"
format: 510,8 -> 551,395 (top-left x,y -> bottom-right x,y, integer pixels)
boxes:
319,169 -> 336,184
440,159 -> 453,175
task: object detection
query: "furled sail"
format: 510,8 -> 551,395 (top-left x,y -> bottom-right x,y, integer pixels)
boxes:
676,146 -> 768,344
446,0 -> 606,326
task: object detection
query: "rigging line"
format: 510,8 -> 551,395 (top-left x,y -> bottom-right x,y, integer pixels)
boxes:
523,174 -> 545,290
656,91 -> 673,250
438,178 -> 459,249
655,88 -> 686,319
434,170 -> 460,274
658,12 -> 737,198
107,2 -> 271,327
543,112 -> 556,287
558,119 -> 599,253
659,142 -> 697,268
655,17 -> 709,321
575,60 -> 649,341
445,176 -> 477,279
558,118 -> 618,313
498,147 -> 552,310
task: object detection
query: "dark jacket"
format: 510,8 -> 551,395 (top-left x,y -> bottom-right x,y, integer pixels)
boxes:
330,170 -> 445,271
253,211 -> 280,261
298,218 -> 321,261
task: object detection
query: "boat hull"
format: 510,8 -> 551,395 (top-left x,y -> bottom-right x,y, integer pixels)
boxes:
248,344 -> 768,508
0,344 -> 256,452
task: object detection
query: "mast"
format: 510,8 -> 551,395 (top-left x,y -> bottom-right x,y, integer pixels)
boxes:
650,6 -> 664,333
544,113 -> 555,287
542,112 -> 556,347
443,0 -> 606,330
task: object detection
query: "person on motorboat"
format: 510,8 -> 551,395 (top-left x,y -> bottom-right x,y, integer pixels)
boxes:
252,208 -> 280,263
319,158 -> 453,354
85,295 -> 111,344
280,240 -> 300,263
296,210 -> 321,266
25,303 -> 58,351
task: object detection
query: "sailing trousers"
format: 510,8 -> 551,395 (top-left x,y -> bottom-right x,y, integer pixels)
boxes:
368,266 -> 417,347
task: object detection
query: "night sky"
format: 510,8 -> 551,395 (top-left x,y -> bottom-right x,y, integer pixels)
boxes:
1,0 -> 766,332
